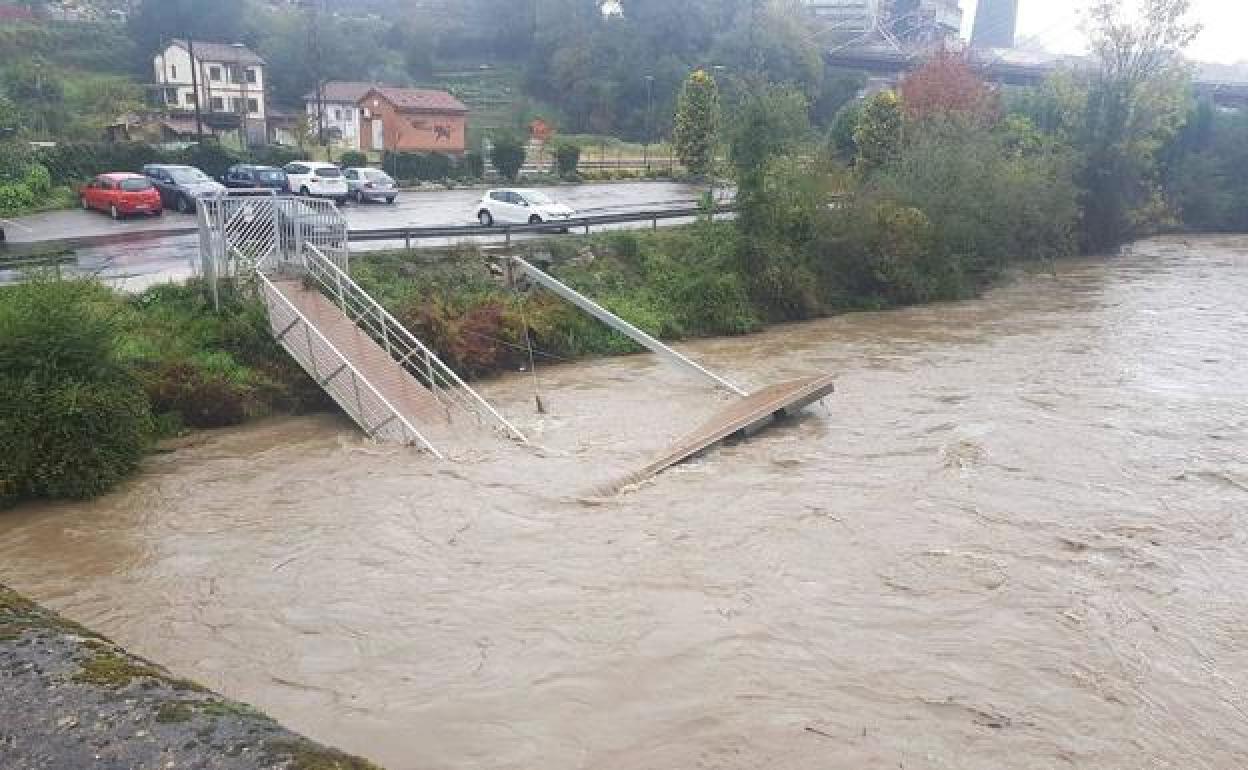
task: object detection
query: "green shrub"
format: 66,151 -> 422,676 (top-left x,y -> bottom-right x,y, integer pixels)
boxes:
0,278 -> 152,505
0,182 -> 35,216
554,142 -> 581,179
489,132 -> 526,181
338,150 -> 368,168
250,145 -> 302,168
460,151 -> 485,180
382,150 -> 454,182
140,360 -> 250,430
0,139 -> 34,182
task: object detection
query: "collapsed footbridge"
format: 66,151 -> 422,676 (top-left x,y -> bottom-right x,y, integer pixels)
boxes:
196,192 -> 834,481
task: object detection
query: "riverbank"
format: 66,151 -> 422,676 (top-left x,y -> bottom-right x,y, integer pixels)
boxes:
0,584 -> 380,769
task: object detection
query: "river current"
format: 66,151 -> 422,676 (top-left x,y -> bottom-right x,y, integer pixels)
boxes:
2,235 -> 1246,768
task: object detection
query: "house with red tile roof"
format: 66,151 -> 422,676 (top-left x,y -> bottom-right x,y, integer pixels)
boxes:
358,86 -> 469,155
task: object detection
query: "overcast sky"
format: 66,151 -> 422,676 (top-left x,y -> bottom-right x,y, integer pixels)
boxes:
959,0 -> 1248,64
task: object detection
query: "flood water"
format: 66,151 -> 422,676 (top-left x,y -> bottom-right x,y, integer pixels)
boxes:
2,235 -> 1246,769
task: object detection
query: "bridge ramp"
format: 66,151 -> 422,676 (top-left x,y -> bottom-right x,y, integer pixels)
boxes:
266,277 -> 470,451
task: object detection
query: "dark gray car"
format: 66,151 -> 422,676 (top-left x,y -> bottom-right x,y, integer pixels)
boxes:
141,164 -> 226,214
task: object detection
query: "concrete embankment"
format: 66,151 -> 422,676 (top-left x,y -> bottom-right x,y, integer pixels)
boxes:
0,584 -> 381,770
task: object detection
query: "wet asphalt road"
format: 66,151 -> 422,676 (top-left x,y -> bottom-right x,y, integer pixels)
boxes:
0,181 -> 716,290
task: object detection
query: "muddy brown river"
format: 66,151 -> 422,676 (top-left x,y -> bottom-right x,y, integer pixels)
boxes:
2,235 -> 1247,769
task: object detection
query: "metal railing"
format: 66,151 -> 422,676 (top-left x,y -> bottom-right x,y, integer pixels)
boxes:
348,205 -> 733,248
196,193 -> 348,305
298,243 -> 529,445
256,270 -> 441,456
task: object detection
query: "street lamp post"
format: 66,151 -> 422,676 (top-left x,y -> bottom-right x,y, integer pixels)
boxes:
643,75 -> 654,173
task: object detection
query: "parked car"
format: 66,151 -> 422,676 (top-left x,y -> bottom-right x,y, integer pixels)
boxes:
222,164 -> 290,193
141,164 -> 226,213
476,189 -> 576,226
79,173 -> 163,219
343,167 -> 397,204
283,162 -> 349,203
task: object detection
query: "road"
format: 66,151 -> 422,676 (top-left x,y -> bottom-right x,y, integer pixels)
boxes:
0,181 -> 717,290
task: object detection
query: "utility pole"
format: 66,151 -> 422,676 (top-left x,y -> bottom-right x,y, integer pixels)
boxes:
184,35 -> 204,139
643,74 -> 654,172
235,44 -> 250,152
306,0 -> 326,149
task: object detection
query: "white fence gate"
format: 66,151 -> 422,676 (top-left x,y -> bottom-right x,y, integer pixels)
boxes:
195,192 -> 348,306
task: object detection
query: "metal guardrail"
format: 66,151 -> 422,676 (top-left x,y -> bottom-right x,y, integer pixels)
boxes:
257,270 -> 441,455
0,204 -> 732,258
300,244 -> 529,445
348,205 -> 733,248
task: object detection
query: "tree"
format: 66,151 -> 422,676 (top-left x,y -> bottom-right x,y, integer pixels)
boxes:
490,132 -> 526,181
853,90 -> 903,175
673,69 -> 720,176
728,84 -> 815,290
729,84 -> 811,236
1080,0 -> 1198,252
828,102 -> 863,161
898,50 -> 999,125
554,142 -> 581,179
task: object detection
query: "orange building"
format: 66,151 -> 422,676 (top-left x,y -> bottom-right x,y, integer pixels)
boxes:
358,87 -> 469,155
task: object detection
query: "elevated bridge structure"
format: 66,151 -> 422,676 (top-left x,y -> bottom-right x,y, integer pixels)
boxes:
826,47 -> 1248,108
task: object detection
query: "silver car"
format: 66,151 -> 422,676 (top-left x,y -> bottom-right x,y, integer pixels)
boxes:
344,167 -> 398,204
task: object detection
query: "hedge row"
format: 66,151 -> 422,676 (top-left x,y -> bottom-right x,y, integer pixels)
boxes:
35,142 -> 307,186
32,142 -> 490,189
381,150 -> 484,183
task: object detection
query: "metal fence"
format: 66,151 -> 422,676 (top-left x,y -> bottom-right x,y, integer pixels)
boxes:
195,192 -> 349,306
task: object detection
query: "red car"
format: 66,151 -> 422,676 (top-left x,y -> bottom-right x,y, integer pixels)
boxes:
80,173 -> 163,219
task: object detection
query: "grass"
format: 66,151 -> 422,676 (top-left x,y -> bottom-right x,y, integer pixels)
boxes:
73,651 -> 164,688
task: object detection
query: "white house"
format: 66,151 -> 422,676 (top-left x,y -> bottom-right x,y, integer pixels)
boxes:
302,81 -> 376,149
152,40 -> 267,144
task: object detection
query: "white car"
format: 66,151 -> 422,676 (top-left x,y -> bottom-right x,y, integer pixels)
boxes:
283,162 -> 349,203
344,167 -> 398,204
476,189 -> 576,227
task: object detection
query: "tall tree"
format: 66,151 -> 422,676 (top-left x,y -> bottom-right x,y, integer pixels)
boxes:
853,90 -> 903,176
673,69 -> 720,176
1080,0 -> 1198,252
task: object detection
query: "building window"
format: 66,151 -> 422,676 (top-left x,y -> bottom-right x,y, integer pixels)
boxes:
247,98 -> 259,114
334,108 -> 342,121
210,66 -> 221,81
184,92 -> 196,106
343,109 -> 353,123
245,68 -> 257,84
165,88 -> 178,104
170,64 -> 178,79
211,97 -> 224,111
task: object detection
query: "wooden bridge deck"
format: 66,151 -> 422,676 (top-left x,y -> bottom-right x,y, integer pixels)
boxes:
269,278 -> 462,447
601,374 -> 836,495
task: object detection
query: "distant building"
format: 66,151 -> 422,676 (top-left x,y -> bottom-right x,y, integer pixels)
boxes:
804,0 -> 881,36
303,81 -> 377,148
889,0 -> 963,46
805,0 -> 960,46
971,0 -> 1019,49
357,87 -> 469,155
152,40 -> 267,145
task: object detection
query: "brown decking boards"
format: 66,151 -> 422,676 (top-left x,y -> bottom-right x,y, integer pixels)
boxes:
270,278 -> 461,446
600,374 -> 836,495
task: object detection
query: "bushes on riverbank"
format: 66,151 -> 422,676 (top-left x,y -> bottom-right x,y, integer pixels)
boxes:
0,278 -> 325,508
0,279 -> 151,504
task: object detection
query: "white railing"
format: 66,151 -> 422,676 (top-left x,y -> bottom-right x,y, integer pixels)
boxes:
298,244 -> 529,445
257,271 -> 443,457
196,193 -> 348,306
